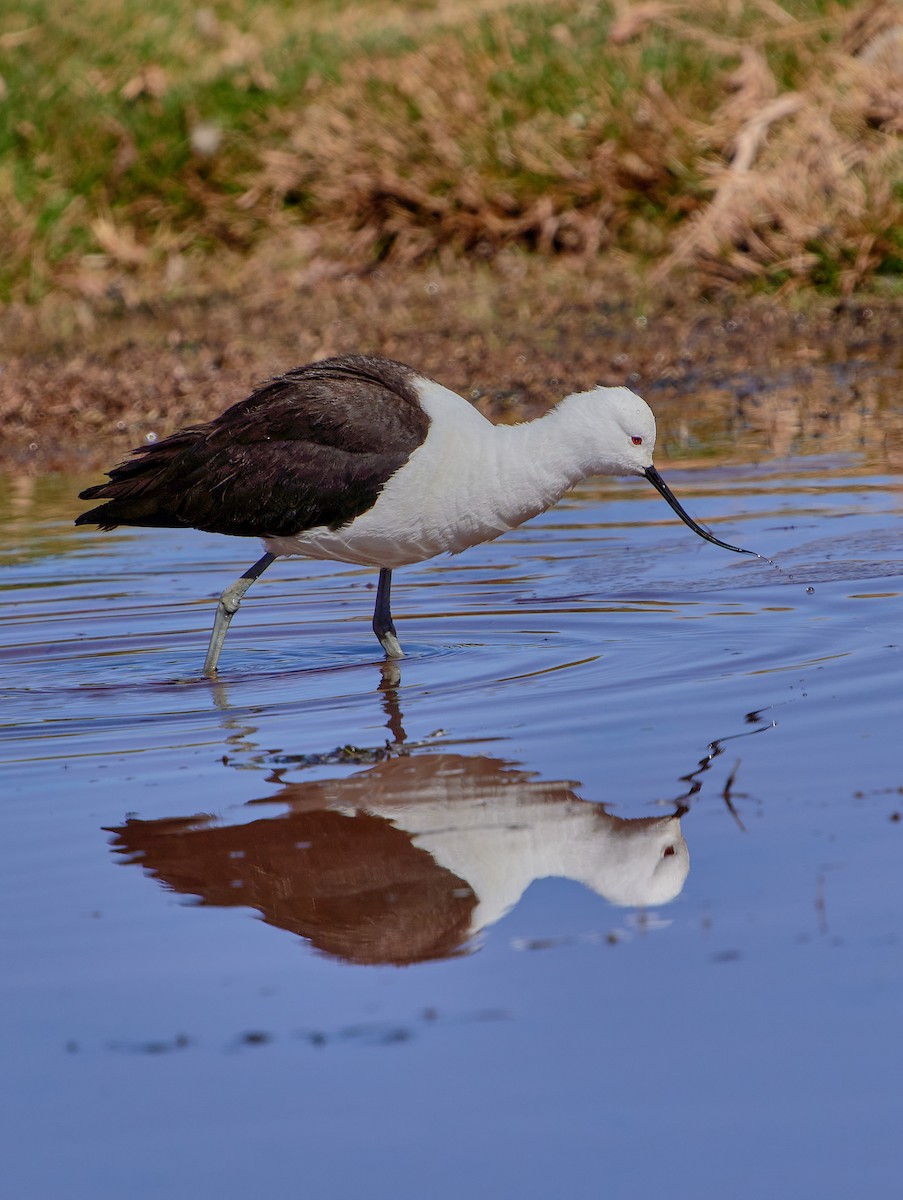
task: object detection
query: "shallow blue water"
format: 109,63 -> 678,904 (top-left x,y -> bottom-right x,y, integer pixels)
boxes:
1,457 -> 902,1199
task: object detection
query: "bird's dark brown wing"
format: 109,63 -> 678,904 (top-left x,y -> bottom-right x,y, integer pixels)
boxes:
75,355 -> 431,537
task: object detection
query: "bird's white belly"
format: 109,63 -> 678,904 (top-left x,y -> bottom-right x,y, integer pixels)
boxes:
262,462 -> 525,568
262,519 -> 465,568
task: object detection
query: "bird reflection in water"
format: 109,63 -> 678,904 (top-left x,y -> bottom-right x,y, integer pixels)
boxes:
106,667 -> 754,967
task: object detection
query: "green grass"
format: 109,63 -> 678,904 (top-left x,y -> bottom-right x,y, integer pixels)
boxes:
0,0 -> 897,302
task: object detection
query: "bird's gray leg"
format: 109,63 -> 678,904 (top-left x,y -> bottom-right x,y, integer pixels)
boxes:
203,552 -> 277,676
372,568 -> 404,659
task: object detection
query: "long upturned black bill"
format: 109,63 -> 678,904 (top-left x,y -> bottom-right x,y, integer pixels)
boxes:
644,466 -> 754,556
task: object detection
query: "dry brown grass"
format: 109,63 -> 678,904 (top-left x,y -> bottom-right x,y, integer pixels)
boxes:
3,0 -> 902,309
228,0 -> 903,294
655,0 -> 903,291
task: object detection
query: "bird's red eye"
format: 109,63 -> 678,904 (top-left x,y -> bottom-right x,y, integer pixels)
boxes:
631,436 -> 643,446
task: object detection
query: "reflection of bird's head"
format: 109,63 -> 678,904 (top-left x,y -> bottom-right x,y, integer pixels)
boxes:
582,814 -> 689,908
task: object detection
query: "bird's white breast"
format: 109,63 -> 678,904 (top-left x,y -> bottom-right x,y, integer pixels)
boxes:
262,378 -> 575,568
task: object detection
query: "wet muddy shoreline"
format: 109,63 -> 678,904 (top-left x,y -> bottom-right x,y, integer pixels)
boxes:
4,278 -> 902,472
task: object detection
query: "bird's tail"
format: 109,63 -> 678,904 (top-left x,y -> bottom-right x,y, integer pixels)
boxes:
75,429 -> 202,530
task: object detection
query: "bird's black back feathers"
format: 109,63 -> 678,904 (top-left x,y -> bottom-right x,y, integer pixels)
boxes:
75,355 -> 431,537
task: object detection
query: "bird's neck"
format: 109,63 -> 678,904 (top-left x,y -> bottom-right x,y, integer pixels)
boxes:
488,401 -> 605,516
358,385 -> 614,562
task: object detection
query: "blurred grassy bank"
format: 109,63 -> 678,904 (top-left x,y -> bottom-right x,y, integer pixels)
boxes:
3,0 -> 903,311
3,1 -> 903,472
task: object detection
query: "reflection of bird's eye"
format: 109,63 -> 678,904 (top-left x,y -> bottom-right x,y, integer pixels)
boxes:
662,845 -> 676,858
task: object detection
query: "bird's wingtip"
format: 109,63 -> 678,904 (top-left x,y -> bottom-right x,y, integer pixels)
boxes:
74,506 -> 118,531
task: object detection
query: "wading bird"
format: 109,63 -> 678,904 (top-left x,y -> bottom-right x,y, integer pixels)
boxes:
76,354 -> 754,672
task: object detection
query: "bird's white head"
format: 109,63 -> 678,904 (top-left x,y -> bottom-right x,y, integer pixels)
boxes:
556,385 -> 657,478
554,382 -> 756,558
